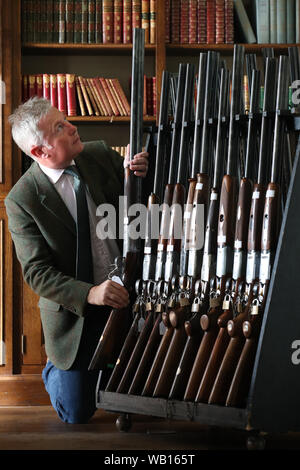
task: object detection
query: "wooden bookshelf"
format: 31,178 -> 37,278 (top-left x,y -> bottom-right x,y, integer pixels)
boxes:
22,43 -> 156,55
67,116 -> 156,123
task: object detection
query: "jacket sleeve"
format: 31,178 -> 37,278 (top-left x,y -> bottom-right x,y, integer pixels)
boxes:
5,194 -> 93,317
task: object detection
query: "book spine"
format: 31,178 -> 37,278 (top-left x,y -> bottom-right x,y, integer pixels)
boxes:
108,78 -> 126,115
256,0 -> 270,43
57,73 -> 67,113
40,0 -> 47,42
103,0 -> 114,43
114,0 -> 123,43
66,74 -> 77,115
99,77 -> 120,115
36,74 -> 43,97
189,0 -> 198,44
94,78 -> 113,114
22,75 -> 29,102
142,0 -> 150,43
74,0 -> 82,43
216,0 -> 225,44
81,0 -> 88,42
88,78 -> 106,114
75,76 -> 87,115
207,0 -> 216,43
27,0 -> 34,43
85,78 -> 101,115
225,0 -> 233,43
33,0 -> 41,43
59,0 -> 66,43
152,76 -> 156,118
95,0 -> 103,43
171,0 -> 180,43
43,74 -> 51,100
180,0 -> 189,43
150,0 -> 156,44
50,74 -> 58,107
287,0 -> 295,43
78,76 -> 93,114
132,0 -> 141,30
270,0 -> 277,43
111,78 -> 131,114
65,0 -> 74,43
28,74 -> 37,97
276,0 -> 287,43
88,0 -> 96,43
198,0 -> 207,44
123,0 -> 132,43
146,76 -> 153,115
53,0 -> 60,42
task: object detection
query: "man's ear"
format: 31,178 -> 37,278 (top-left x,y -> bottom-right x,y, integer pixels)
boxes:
30,145 -> 49,160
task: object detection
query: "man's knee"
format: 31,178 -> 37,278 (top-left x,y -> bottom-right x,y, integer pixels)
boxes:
55,399 -> 96,424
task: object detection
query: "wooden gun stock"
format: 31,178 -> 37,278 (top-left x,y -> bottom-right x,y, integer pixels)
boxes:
152,303 -> 190,398
195,306 -> 232,402
116,306 -> 155,394
88,305 -> 130,371
105,310 -> 141,391
168,312 -> 203,400
141,312 -> 174,396
128,313 -> 163,395
207,307 -> 250,405
183,303 -> 221,401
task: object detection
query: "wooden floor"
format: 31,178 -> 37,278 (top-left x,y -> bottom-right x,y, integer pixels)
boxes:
0,406 -> 299,452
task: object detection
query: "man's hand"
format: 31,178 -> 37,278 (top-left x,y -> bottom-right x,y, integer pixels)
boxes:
87,280 -> 130,309
124,144 -> 149,178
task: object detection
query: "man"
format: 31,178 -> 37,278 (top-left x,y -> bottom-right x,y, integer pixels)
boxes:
5,97 -> 149,423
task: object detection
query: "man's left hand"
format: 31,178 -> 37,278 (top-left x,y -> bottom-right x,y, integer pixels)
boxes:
124,145 -> 149,178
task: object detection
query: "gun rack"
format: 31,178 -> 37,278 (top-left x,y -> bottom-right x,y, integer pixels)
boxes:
96,116 -> 300,450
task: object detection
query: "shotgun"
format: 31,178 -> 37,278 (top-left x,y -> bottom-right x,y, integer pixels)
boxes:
88,28 -> 145,371
105,71 -> 171,392
207,59 -> 278,405
184,44 -> 245,402
199,68 -> 262,404
152,54 -> 220,399
226,55 -> 290,408
169,64 -> 230,400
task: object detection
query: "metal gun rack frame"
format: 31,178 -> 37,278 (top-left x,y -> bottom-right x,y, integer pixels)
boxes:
96,116 -> 300,450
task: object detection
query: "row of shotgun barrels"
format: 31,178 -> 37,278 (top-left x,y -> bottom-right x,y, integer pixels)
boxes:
93,43 -> 300,409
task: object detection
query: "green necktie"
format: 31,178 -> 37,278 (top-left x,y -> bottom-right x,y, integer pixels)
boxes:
64,165 -> 94,284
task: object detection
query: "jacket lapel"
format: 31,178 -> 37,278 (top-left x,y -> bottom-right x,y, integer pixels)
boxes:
31,162 -> 77,236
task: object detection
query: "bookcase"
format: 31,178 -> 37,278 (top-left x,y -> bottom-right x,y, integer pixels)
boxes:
0,0 -> 299,405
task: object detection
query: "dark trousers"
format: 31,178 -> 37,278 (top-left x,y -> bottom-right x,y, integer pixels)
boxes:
42,305 -> 110,424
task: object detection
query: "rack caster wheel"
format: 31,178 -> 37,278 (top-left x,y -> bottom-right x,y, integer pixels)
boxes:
246,434 -> 266,450
116,413 -> 132,432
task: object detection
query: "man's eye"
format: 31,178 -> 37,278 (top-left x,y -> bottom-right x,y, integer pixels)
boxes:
57,123 -> 64,131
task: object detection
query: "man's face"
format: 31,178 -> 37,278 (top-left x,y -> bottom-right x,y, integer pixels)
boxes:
33,107 -> 84,168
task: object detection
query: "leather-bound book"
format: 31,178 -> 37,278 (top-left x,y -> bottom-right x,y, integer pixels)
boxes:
142,0 -> 150,43
114,0 -> 122,44
66,74 -> 77,116
43,74 -> 51,100
57,73 -> 67,113
103,0 -> 113,43
123,0 -> 132,44
50,74 -> 58,107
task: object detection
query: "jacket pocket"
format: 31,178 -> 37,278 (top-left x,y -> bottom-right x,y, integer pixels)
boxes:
38,297 -> 62,312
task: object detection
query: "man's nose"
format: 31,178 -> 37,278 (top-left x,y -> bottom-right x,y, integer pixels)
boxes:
66,120 -> 77,134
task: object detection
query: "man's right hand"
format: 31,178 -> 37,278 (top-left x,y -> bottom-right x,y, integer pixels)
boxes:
87,280 -> 130,309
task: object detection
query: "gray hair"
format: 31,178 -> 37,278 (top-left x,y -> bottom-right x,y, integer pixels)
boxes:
8,97 -> 53,157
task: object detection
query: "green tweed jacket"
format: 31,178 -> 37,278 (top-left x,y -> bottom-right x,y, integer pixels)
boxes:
5,141 -> 124,370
